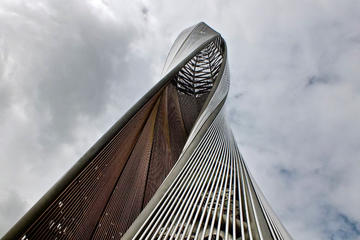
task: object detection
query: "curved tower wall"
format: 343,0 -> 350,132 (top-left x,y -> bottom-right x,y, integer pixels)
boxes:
123,22 -> 292,240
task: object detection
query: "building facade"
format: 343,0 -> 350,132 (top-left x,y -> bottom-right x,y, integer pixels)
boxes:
3,22 -> 292,240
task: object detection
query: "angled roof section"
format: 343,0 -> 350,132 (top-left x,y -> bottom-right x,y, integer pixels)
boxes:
162,22 -> 220,77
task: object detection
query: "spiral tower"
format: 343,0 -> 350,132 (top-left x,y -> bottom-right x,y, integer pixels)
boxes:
3,22 -> 292,240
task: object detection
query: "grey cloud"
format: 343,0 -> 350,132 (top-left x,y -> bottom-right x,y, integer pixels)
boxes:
306,75 -> 331,86
0,83 -> 11,119
2,1 -> 145,145
0,191 -> 26,235
326,210 -> 360,240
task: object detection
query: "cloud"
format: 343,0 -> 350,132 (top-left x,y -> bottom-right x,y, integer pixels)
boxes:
0,190 -> 26,234
0,0 -> 360,239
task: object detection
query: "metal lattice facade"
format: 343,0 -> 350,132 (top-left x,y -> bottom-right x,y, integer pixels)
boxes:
2,22 -> 292,240
174,37 -> 223,97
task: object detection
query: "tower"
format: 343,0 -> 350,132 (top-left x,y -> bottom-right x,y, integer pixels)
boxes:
3,22 -> 292,240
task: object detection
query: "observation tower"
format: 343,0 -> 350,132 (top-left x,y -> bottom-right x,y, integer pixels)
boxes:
3,22 -> 292,240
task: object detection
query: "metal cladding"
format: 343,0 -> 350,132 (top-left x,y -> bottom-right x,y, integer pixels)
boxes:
2,22 -> 292,240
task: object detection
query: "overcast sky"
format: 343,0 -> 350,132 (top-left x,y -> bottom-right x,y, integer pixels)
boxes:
1,0 -> 360,239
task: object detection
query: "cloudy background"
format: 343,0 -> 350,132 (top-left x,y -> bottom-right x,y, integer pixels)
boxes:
0,0 -> 359,239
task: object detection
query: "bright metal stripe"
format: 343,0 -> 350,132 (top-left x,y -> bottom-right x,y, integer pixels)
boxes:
231,140 -> 237,240
203,118 -> 230,240
181,138 -> 226,240
134,114 -> 221,239
148,122 -> 222,238
190,122 -> 227,239
267,212 -> 283,240
184,141 -> 225,234
241,157 -> 265,240
135,142 -> 204,239
246,162 -> 286,240
215,126 -> 231,240
158,115 -> 225,238
168,126 -> 226,239
233,139 -> 245,240
243,160 -> 279,240
189,115 -> 228,239
236,145 -> 254,240
142,137 -> 217,238
161,126 -> 223,239
194,118 -> 227,239
225,134 -> 233,240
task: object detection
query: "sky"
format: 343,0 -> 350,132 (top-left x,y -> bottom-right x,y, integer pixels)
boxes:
0,0 -> 360,239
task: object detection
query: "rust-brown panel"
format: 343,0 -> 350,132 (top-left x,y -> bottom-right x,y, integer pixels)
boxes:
177,90 -> 208,134
18,81 -> 207,240
142,87 -> 173,206
167,83 -> 188,166
21,89 -> 162,240
91,98 -> 160,240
